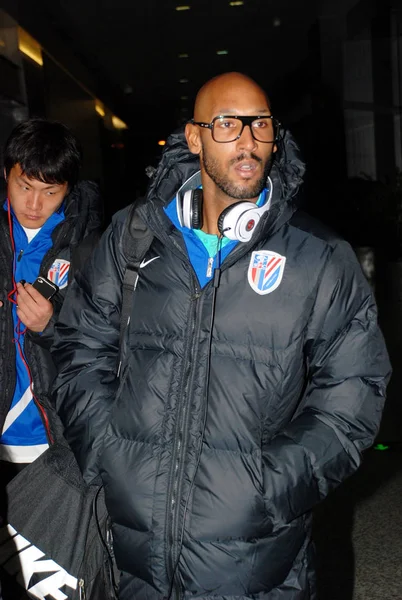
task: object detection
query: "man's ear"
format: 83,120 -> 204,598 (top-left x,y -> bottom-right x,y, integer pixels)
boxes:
185,123 -> 202,156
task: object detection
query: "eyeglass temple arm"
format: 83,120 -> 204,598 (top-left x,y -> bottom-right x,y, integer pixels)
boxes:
190,120 -> 212,129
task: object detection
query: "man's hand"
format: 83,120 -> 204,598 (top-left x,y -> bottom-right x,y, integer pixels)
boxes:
16,282 -> 54,332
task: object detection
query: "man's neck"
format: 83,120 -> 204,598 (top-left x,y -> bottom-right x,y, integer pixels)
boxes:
22,225 -> 42,243
201,200 -> 221,235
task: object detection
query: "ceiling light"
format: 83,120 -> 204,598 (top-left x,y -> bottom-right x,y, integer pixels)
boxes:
217,50 -> 229,55
179,78 -> 189,84
158,140 -> 166,146
18,28 -> 43,66
273,17 -> 281,27
178,53 -> 189,58
176,5 -> 190,10
181,96 -> 188,100
95,101 -> 105,118
229,1 -> 244,5
112,116 -> 128,130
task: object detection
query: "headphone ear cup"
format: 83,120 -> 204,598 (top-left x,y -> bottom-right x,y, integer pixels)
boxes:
191,188 -> 203,230
218,201 -> 257,241
181,190 -> 192,228
181,188 -> 203,229
217,189 -> 272,241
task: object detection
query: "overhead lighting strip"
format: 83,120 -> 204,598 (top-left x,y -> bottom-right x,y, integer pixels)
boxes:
18,27 -> 43,66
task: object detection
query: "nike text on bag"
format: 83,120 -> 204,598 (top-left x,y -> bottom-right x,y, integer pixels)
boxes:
0,444 -> 118,600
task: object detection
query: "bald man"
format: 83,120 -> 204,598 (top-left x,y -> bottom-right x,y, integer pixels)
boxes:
52,72 -> 390,599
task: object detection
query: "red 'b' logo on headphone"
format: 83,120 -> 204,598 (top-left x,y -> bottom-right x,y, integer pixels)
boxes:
246,219 -> 255,232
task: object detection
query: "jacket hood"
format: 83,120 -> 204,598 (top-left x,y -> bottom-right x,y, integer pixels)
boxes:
62,180 -> 103,242
144,126 -> 306,231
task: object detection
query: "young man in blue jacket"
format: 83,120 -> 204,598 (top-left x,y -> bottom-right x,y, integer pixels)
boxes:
0,118 -> 102,496
53,73 -> 390,599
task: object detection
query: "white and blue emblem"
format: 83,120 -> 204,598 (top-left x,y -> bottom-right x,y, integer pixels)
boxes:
47,258 -> 70,289
248,250 -> 286,295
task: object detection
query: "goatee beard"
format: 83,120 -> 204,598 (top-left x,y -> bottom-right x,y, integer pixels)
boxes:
201,150 -> 274,200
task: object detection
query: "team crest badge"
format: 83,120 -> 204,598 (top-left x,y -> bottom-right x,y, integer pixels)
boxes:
248,250 -> 286,295
47,259 -> 70,289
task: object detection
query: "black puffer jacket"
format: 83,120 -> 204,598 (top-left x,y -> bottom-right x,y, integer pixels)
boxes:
0,181 -> 102,441
53,131 -> 390,599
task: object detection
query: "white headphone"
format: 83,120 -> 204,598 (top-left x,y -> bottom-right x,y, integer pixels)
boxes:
178,179 -> 272,242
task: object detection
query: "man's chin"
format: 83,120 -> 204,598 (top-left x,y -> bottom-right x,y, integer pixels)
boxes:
20,218 -> 44,228
227,180 -> 264,201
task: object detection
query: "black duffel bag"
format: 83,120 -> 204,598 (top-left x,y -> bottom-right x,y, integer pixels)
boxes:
0,443 -> 118,600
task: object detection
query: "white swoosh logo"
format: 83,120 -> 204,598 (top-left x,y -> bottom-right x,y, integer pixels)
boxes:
139,256 -> 160,268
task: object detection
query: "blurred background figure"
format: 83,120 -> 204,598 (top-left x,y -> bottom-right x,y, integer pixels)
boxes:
355,246 -> 376,290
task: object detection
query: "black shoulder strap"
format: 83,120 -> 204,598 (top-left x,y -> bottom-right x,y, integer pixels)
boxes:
118,204 -> 154,374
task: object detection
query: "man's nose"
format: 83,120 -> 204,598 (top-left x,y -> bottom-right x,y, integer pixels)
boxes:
237,125 -> 257,151
27,192 -> 42,211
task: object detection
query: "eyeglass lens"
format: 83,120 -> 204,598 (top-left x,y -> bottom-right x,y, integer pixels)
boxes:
212,117 -> 276,143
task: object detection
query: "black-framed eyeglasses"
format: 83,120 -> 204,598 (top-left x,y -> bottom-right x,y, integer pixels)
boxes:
190,115 -> 280,143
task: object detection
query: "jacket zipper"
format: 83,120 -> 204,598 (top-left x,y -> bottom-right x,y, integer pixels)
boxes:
166,279 -> 202,599
24,338 -> 54,444
78,578 -> 86,600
